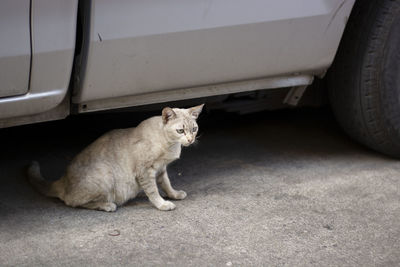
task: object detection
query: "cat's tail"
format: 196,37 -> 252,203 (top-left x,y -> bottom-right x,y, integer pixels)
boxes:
27,161 -> 62,198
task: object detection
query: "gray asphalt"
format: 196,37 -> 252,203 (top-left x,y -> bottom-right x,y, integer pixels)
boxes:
1,108 -> 400,266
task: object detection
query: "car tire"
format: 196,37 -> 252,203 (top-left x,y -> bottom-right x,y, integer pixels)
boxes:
328,0 -> 400,157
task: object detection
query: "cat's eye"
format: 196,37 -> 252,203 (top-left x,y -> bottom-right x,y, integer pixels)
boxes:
176,129 -> 184,134
192,127 -> 198,132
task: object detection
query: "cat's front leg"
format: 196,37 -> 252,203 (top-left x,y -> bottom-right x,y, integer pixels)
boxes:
157,167 -> 187,200
137,169 -> 176,211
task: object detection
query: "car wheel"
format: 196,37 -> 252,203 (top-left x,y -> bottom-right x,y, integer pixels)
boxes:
328,0 -> 400,157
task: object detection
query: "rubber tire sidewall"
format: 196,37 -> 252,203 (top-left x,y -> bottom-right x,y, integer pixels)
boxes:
328,0 -> 400,157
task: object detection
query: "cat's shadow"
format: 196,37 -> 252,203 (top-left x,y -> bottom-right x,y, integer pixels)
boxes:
1,108 -> 394,218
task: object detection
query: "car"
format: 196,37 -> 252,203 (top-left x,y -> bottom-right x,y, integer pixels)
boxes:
1,0 -> 399,157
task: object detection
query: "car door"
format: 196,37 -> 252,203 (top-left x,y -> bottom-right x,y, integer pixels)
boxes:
74,0 -> 355,112
0,0 -> 31,98
0,0 -> 77,121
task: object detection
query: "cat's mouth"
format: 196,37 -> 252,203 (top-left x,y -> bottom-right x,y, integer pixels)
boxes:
182,140 -> 195,147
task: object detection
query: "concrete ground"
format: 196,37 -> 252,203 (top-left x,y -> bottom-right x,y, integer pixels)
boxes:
0,108 -> 399,266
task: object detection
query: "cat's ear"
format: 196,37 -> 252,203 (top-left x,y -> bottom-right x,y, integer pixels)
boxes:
188,104 -> 204,119
162,107 -> 176,124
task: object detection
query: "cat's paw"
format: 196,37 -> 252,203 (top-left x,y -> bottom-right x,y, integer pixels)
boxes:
102,202 -> 117,212
158,201 -> 176,211
173,190 -> 187,200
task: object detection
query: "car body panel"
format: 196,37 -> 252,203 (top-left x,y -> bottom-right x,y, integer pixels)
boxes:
0,0 -> 31,98
0,0 -> 356,126
0,0 -> 78,119
78,75 -> 314,113
74,0 -> 355,108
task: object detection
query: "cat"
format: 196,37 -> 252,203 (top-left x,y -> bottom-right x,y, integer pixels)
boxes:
27,104 -> 204,212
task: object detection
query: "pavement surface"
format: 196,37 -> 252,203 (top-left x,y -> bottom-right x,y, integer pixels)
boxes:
0,108 -> 400,266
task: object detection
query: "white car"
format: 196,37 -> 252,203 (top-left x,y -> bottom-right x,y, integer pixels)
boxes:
1,0 -> 399,157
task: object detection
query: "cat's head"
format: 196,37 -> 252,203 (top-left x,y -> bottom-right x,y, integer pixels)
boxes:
162,104 -> 204,146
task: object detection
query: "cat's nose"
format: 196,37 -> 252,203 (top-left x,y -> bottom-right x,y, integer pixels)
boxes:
187,138 -> 194,144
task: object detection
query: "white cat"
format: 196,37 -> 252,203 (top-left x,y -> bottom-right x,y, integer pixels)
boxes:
28,104 -> 204,212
